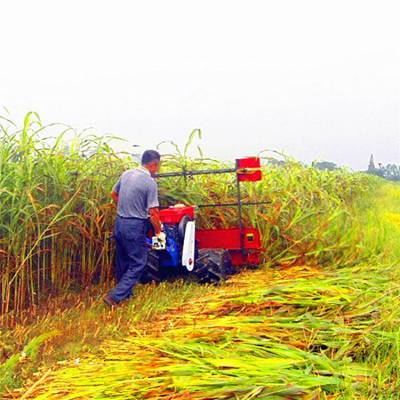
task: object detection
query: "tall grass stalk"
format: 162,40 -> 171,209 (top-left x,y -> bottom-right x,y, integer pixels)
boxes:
0,113 -> 128,321
0,113 -> 377,322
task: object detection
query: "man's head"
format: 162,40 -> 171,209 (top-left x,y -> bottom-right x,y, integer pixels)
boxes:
141,150 -> 161,176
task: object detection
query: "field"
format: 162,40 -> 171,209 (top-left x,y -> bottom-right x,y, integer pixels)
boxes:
1,114 -> 400,398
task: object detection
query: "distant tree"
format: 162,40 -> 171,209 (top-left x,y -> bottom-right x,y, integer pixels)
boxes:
312,161 -> 337,171
383,164 -> 400,181
370,168 -> 385,178
366,160 -> 400,180
265,157 -> 285,166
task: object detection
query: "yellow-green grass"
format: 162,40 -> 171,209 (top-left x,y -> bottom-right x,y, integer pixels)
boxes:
2,113 -> 400,398
3,187 -> 400,399
0,280 -> 211,395
0,113 -> 377,320
9,232 -> 400,398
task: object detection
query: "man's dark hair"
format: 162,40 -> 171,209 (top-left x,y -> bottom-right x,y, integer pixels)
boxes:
141,150 -> 161,165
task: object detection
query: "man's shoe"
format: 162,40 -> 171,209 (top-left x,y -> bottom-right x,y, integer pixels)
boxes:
104,294 -> 118,307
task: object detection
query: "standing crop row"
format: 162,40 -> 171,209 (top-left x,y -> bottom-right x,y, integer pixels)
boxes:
0,113 -> 377,323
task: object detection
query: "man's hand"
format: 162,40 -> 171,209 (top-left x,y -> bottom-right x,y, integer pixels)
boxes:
156,231 -> 166,244
152,231 -> 166,250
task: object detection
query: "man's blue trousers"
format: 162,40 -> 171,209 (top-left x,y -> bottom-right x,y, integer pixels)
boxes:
108,216 -> 148,303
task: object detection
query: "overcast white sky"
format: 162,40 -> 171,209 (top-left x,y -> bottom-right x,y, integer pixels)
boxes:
2,1 -> 400,169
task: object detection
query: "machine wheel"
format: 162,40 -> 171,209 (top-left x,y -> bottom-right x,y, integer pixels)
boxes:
140,251 -> 163,283
191,249 -> 233,284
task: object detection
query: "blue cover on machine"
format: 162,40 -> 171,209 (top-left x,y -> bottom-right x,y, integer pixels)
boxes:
158,224 -> 181,268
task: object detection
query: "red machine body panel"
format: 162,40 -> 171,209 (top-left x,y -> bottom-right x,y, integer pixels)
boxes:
230,250 -> 261,266
196,227 -> 262,266
159,206 -> 195,224
196,228 -> 261,250
237,157 -> 262,182
159,205 -> 263,267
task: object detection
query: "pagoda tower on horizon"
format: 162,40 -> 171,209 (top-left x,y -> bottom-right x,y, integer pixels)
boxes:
368,154 -> 375,171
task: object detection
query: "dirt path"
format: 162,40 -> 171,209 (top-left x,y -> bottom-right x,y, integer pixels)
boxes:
8,262 -> 376,399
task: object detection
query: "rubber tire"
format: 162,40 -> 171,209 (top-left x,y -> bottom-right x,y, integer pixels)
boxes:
140,251 -> 163,283
191,249 -> 233,284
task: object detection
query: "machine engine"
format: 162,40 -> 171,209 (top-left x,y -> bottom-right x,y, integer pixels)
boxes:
141,204 -> 262,284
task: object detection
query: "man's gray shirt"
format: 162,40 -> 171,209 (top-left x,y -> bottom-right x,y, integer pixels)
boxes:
113,167 -> 159,219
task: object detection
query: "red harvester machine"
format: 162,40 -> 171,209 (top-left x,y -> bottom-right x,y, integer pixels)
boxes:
141,157 -> 266,283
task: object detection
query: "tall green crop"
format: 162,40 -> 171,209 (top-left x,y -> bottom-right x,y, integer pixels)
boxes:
0,113 -> 377,322
0,113 -> 128,321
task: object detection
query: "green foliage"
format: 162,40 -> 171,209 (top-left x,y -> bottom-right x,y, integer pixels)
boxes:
0,281 -> 210,396
1,113 -> 400,398
17,241 -> 400,398
368,163 -> 400,181
0,114 -> 130,318
0,113 -> 376,320
0,353 -> 20,394
157,156 -> 377,268
23,331 -> 60,360
0,331 -> 59,393
312,160 -> 338,171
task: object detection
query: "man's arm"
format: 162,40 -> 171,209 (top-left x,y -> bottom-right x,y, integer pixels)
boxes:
111,190 -> 119,204
111,178 -> 121,204
147,179 -> 161,234
149,207 -> 162,235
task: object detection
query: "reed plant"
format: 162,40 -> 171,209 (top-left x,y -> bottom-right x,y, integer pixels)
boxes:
0,113 -> 127,320
1,113 -> 399,399
0,113 -> 376,322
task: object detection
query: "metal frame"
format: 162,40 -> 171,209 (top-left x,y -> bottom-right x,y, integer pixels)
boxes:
197,201 -> 270,208
235,159 -> 245,255
155,160 -> 264,255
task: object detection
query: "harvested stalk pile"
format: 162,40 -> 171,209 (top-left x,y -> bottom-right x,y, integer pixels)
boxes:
16,258 -> 400,398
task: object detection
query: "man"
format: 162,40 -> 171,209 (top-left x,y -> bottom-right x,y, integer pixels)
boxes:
104,150 -> 165,306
